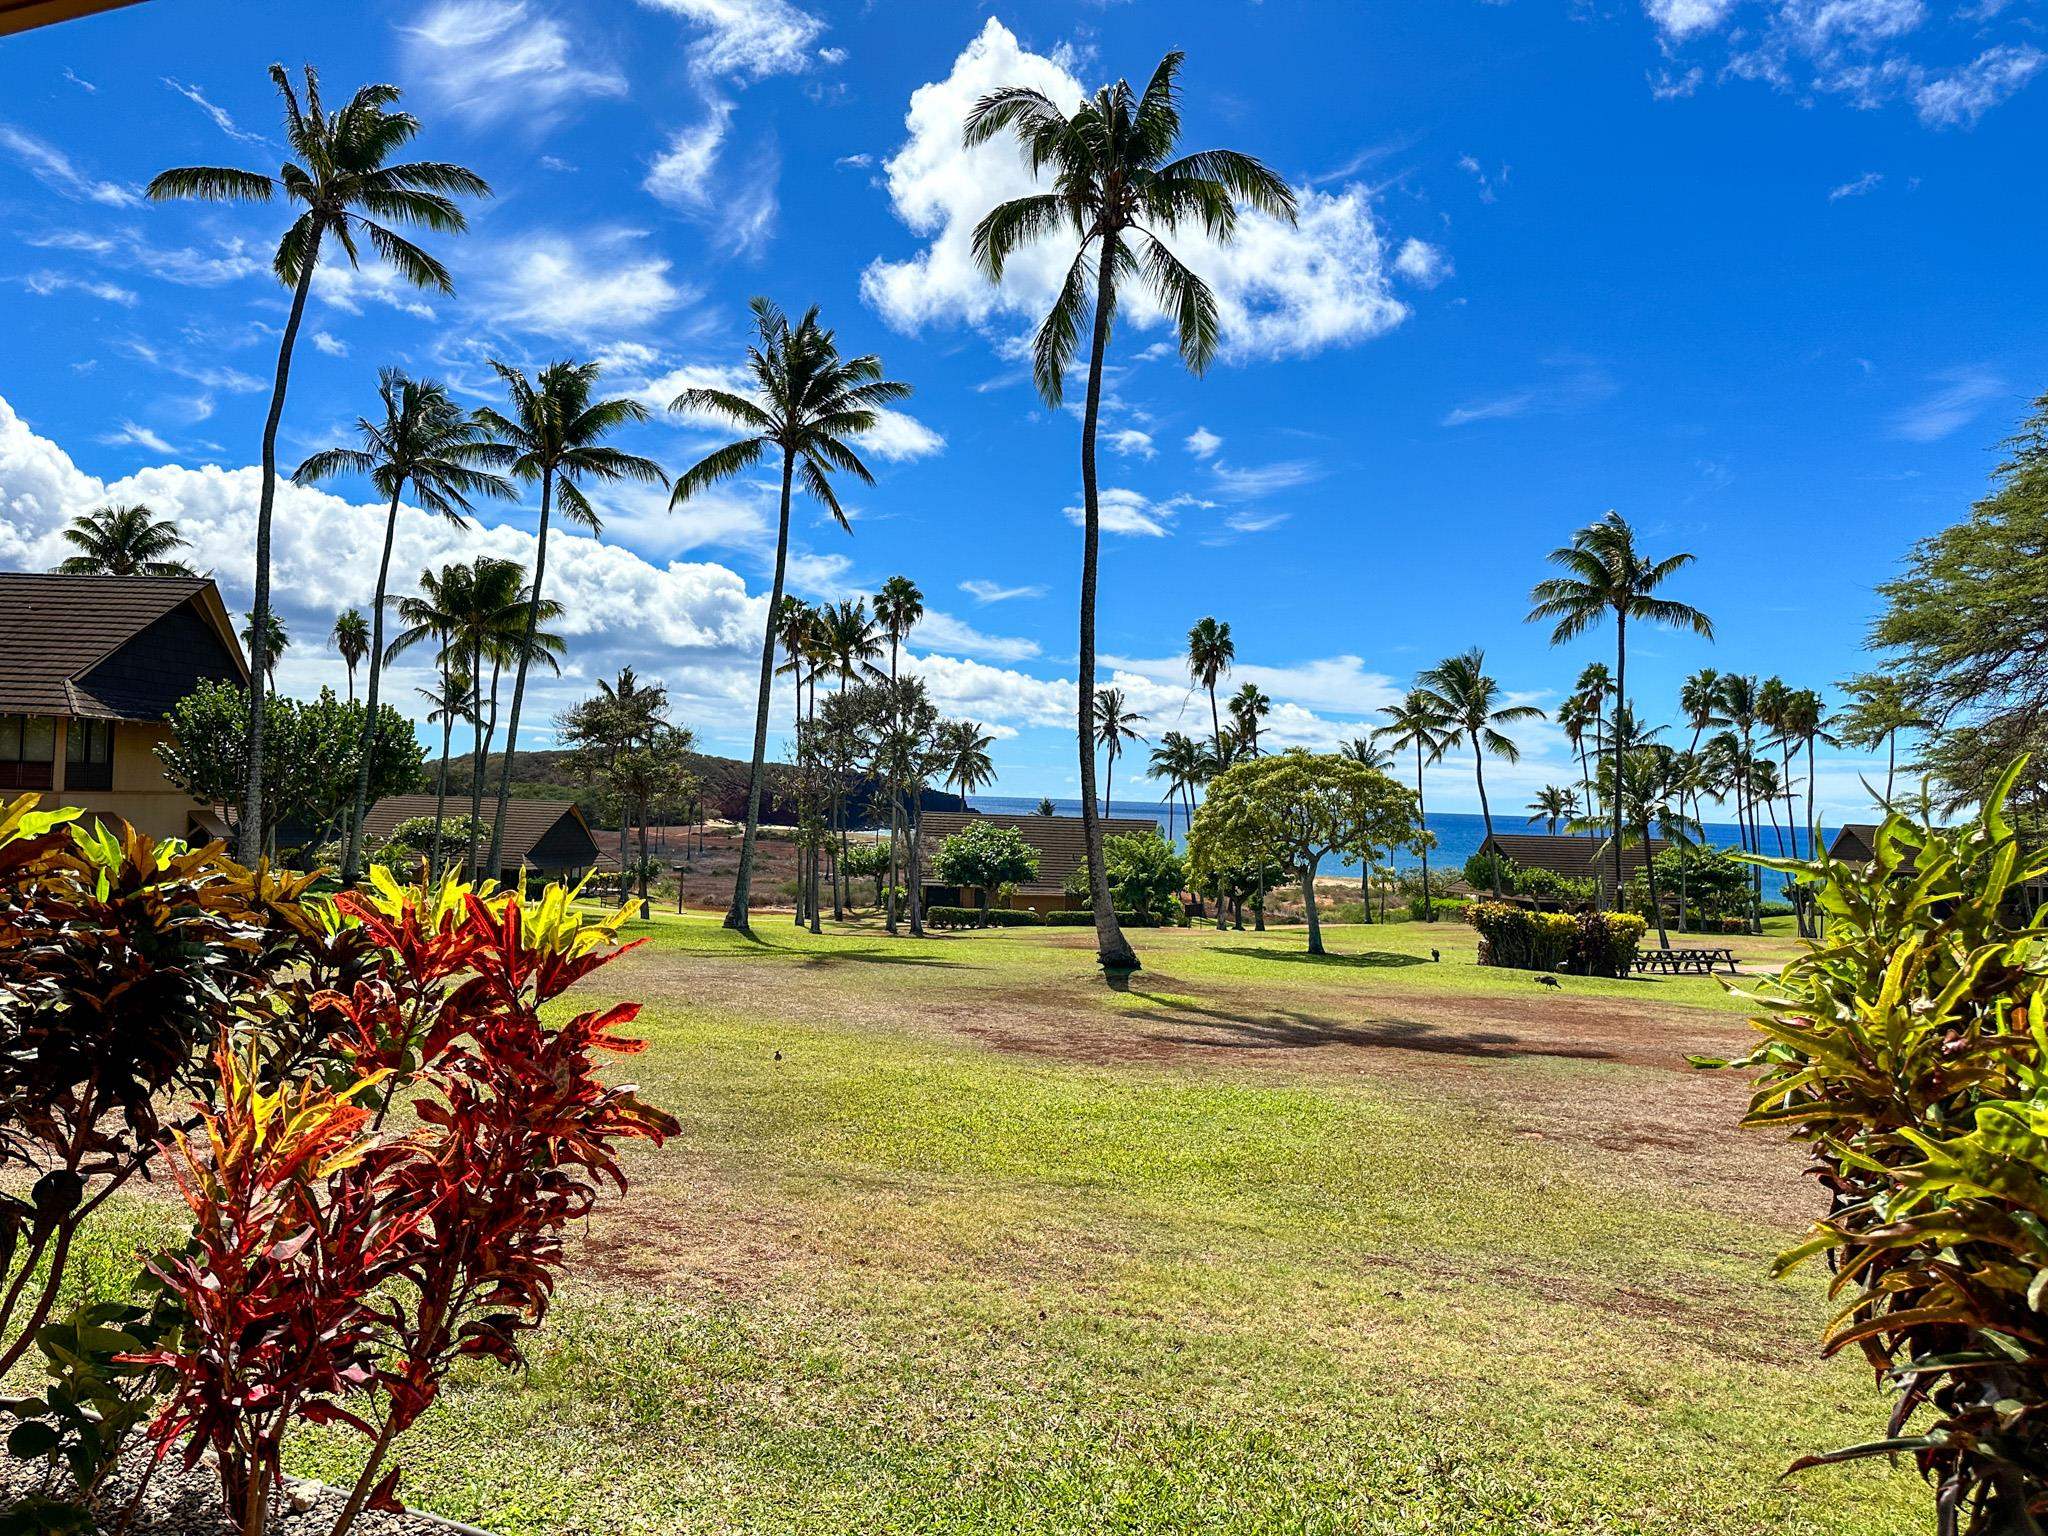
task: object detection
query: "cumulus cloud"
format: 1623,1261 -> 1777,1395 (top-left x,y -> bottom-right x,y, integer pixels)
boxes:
1063,487 -> 1193,538
0,123 -> 139,207
1184,426 -> 1223,459
400,0 -> 627,128
1394,238 -> 1453,289
1108,428 -> 1156,459
859,19 -> 1409,364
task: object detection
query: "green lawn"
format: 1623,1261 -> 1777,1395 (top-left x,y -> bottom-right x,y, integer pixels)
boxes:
62,912 -> 1916,1535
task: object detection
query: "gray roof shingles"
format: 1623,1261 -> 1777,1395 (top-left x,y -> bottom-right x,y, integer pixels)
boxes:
0,573 -> 229,718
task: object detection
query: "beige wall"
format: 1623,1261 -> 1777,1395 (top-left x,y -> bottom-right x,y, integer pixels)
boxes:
39,718 -> 213,843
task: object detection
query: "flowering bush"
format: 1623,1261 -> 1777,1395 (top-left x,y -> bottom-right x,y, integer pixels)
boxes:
1701,762 -> 2047,1532
1467,902 -> 1645,976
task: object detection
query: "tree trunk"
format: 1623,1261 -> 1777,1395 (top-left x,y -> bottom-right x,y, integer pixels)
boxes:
1075,237 -> 1138,974
1610,615 -> 1627,908
1415,740 -> 1434,921
1474,734 -> 1502,897
1646,821 -> 1670,949
488,465 -> 555,887
638,802 -> 651,919
907,804 -> 925,937
1302,857 -> 1323,955
240,243 -> 321,866
342,483 -> 402,885
466,660 -> 498,883
728,450 -> 795,934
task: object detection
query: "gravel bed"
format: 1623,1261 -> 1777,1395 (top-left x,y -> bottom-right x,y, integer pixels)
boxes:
1,1449 -> 492,1536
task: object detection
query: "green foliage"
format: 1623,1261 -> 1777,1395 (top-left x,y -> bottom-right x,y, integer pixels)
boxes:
375,813 -> 491,871
1407,894 -> 1465,921
0,1299 -> 179,1506
1464,850 -> 1514,893
1045,909 -> 1158,927
156,681 -> 423,855
1467,902 -> 1646,977
1702,763 -> 2048,1530
1464,850 -> 1596,903
930,823 -> 1041,924
1061,829 -> 1187,919
924,906 -> 1044,929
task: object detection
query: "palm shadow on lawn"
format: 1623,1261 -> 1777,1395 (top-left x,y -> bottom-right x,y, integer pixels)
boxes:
1121,987 -> 1618,1062
1214,946 -> 1431,970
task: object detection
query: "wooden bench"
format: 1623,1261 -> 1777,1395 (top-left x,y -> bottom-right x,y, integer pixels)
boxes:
1633,946 -> 1738,976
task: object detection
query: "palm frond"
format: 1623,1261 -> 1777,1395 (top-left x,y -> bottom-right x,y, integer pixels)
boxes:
361,220 -> 454,293
1135,233 -> 1219,375
669,437 -> 766,506
1157,148 -> 1297,222
553,477 -> 601,534
970,193 -> 1067,281
291,447 -> 375,485
145,166 -> 275,204
1032,240 -> 1096,408
798,456 -> 849,528
670,387 -> 775,433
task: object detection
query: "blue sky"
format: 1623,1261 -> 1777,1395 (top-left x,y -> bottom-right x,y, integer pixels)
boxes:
1,0 -> 2043,819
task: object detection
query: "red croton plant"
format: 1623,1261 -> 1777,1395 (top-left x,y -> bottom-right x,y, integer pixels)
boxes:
127,871 -> 677,1536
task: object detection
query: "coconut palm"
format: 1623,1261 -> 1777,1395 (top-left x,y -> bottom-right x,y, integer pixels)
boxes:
1340,738 -> 1393,772
1228,682 -> 1271,758
668,300 -> 908,936
1093,687 -> 1147,818
475,360 -> 663,881
454,559 -> 561,882
1186,617 -> 1235,759
968,52 -> 1295,974
940,719 -> 996,810
1416,649 -> 1544,898
330,608 -> 370,703
1147,730 -> 1204,841
1527,785 -> 1580,836
150,67 -> 487,864
413,656 -> 476,884
1757,675 -> 1799,861
1715,674 -> 1766,931
1836,672 -> 1926,810
1373,689 -> 1455,922
239,611 -> 288,688
295,369 -> 510,882
1597,744 -> 1698,950
873,576 -> 925,922
56,504 -> 195,576
1527,511 -> 1713,904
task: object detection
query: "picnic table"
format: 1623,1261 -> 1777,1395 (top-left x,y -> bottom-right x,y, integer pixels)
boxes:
1633,945 -> 1738,977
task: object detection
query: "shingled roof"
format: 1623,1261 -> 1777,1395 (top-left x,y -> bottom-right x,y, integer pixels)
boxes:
0,573 -> 246,719
1479,831 -> 1667,884
1827,824 -> 1881,864
0,0 -> 145,35
360,795 -> 601,872
917,810 -> 1161,895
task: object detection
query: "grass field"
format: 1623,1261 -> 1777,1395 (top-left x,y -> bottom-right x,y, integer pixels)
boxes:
64,911 -> 1920,1535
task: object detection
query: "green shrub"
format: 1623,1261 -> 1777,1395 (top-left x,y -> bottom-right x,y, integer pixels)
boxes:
922,905 -> 1044,929
1407,894 -> 1465,921
1463,850 -> 1514,892
1045,910 -> 1155,927
1466,902 -> 1645,977
1700,764 -> 2048,1531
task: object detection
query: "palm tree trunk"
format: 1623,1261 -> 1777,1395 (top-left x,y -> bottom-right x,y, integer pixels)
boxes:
346,666 -> 355,707
1075,240 -> 1138,975
728,451 -> 795,933
1610,614 -> 1626,908
466,659 -> 498,882
1473,734 -> 1501,898
1645,827 -> 1670,950
488,467 -> 554,888
1415,743 -> 1435,922
430,662 -> 453,883
342,485 -> 399,884
1103,751 -> 1114,822
240,244 -> 320,866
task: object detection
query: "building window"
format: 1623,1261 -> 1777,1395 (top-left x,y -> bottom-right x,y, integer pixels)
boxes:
66,718 -> 114,792
0,715 -> 56,791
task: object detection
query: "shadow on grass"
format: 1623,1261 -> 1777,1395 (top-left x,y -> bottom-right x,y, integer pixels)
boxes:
1215,946 -> 1430,970
1119,986 -> 1616,1062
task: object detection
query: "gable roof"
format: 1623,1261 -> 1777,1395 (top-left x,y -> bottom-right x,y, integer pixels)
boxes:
0,573 -> 247,718
917,810 -> 1161,895
0,0 -> 145,34
1479,831 -> 1667,883
360,794 -> 599,870
1828,824 -> 1881,864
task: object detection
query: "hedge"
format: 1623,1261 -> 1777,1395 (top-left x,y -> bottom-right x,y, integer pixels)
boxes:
1466,902 -> 1646,977
1045,910 -> 1157,927
923,906 -> 1044,929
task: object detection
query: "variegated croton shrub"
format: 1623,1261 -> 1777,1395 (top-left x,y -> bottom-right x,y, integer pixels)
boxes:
0,803 -> 675,1536
1703,761 -> 2047,1535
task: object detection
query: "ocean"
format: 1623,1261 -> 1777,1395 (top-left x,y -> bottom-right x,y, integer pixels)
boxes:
969,794 -> 1826,874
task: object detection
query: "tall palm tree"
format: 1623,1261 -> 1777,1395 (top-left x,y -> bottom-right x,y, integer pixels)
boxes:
457,559 -> 560,883
56,504 -> 195,576
1416,649 -> 1544,898
387,561 -> 471,880
1757,675 -> 1798,861
330,608 -> 369,704
1186,616 -> 1235,761
239,610 -> 288,688
1092,687 -> 1147,817
667,300 -> 907,936
150,67 -> 487,864
475,359 -> 663,882
1600,744 -> 1698,951
1555,693 -> 1596,825
1527,785 -> 1579,836
1715,674 -> 1766,932
940,719 -> 996,810
873,575 -> 924,923
295,369 -> 509,882
1836,672 -> 1926,810
968,52 -> 1295,975
1147,730 -> 1204,841
1374,689 -> 1455,921
1786,687 -> 1833,861
1527,510 -> 1714,904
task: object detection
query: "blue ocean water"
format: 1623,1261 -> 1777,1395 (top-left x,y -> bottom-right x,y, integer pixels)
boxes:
970,794 -> 1826,873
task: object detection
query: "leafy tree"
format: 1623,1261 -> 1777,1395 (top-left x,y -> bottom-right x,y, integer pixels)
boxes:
295,369 -> 509,882
1062,828 -> 1186,920
1187,750 -> 1418,955
55,504 -> 194,576
930,822 -> 1042,926
1415,649 -> 1543,897
475,360 -> 661,880
331,608 -> 370,704
150,66 -> 487,863
968,53 -> 1294,976
1374,689 -> 1455,923
668,300 -> 908,935
1527,510 -> 1713,903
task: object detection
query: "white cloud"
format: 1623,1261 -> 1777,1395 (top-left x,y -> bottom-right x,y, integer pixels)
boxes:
311,331 -> 349,357
1064,486 -> 1188,538
644,100 -> 781,254
960,578 -> 1045,604
860,19 -> 1408,364
21,272 -> 137,306
476,231 -> 687,340
0,123 -> 139,206
1108,428 -> 1156,459
1829,171 -> 1885,199
400,0 -> 627,127
646,102 -> 734,208
915,610 -> 1042,662
1644,0 -> 1737,40
642,359 -> 942,465
635,0 -> 829,80
312,260 -> 437,320
861,409 -> 946,463
1184,426 -> 1223,459
1891,369 -> 2003,442
99,421 -> 175,453
120,341 -> 264,395
1914,45 -> 2045,126
27,227 -> 265,288
1394,238 -> 1453,288
162,78 -> 268,144
1444,393 -> 1537,428
1210,458 -> 1323,498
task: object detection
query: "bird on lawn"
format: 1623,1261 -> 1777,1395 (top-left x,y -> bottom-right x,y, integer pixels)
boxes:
1536,975 -> 1561,987
1430,948 -> 1440,963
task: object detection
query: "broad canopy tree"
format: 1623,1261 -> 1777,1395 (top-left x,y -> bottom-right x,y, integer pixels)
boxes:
930,822 -> 1042,926
1187,751 -> 1418,956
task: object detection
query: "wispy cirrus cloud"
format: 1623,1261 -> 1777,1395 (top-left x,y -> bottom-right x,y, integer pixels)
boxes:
162,78 -> 269,144
1891,369 -> 2004,443
960,578 -> 1046,604
1829,171 -> 1884,200
0,123 -> 139,207
400,0 -> 627,128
